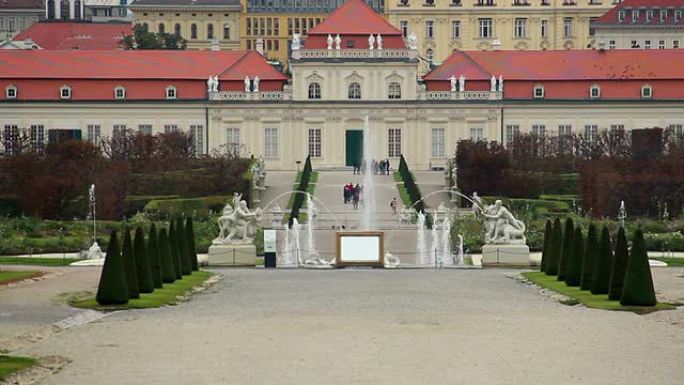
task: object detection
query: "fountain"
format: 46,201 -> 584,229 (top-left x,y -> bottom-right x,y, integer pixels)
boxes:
278,222 -> 295,266
305,193 -> 319,261
361,115 -> 375,230
292,218 -> 302,265
83,184 -> 103,260
456,234 -> 464,265
430,213 -> 439,267
439,219 -> 452,267
415,211 -> 429,266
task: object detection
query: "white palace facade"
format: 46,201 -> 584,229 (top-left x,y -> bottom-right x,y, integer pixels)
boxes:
2,0 -> 684,170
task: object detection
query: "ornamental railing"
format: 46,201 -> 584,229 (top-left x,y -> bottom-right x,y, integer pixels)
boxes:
291,48 -> 418,60
419,90 -> 502,101
208,91 -> 291,101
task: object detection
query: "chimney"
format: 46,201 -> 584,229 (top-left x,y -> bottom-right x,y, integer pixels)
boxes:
256,38 -> 264,55
492,39 -> 501,51
210,38 -> 219,51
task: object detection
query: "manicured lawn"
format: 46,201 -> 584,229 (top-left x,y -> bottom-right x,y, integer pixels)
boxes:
0,271 -> 41,285
393,171 -> 413,209
71,271 -> 214,311
0,355 -> 36,381
651,257 -> 684,267
522,271 -> 675,314
294,171 -> 319,184
0,256 -> 79,266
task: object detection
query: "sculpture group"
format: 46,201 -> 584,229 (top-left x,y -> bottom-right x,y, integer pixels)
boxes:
472,195 -> 526,245
214,193 -> 263,245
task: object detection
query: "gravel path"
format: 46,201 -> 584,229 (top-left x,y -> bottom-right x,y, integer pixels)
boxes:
17,268 -> 684,385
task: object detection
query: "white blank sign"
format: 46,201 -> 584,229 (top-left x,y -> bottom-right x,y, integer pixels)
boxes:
340,235 -> 381,262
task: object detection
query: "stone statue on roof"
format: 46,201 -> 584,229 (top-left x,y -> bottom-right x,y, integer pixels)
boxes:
498,75 -> 504,92
244,76 -> 250,92
377,34 -> 383,50
449,75 -> 457,92
207,76 -> 214,93
253,76 -> 260,92
368,34 -> 375,50
291,33 -> 301,50
458,74 -> 465,92
335,34 -> 341,50
490,75 -> 497,92
327,34 -> 333,50
212,76 -> 219,92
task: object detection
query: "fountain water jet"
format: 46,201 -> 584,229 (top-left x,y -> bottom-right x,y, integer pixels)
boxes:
415,211 -> 430,266
440,219 -> 452,267
361,115 -> 375,230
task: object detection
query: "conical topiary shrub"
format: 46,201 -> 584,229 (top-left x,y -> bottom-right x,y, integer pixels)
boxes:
620,228 -> 657,307
540,220 -> 552,272
134,226 -> 154,294
148,223 -> 163,289
186,217 -> 199,271
177,217 -> 191,275
159,228 -> 176,283
96,230 -> 129,305
608,227 -> 628,300
121,227 -> 139,299
580,223 -> 599,291
565,226 -> 584,287
591,226 -> 613,295
544,218 -> 563,276
169,219 -> 183,280
557,218 -> 574,281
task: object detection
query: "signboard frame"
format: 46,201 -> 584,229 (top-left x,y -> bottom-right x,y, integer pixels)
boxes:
335,231 -> 385,267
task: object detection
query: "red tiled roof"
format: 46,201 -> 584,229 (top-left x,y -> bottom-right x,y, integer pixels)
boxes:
594,0 -> 684,25
13,22 -> 132,50
307,0 -> 401,36
0,0 -> 43,10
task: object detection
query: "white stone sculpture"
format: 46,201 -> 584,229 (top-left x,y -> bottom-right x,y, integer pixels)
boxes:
449,74 -> 457,92
473,198 -> 526,245
207,76 -> 214,93
291,33 -> 301,50
377,34 -> 383,49
490,75 -> 497,92
398,205 -> 416,225
498,75 -> 504,92
408,32 -> 418,50
458,74 -> 465,92
212,75 -> 219,92
244,76 -> 251,92
214,198 -> 263,245
270,204 -> 283,228
368,34 -> 375,50
384,252 -> 400,268
253,76 -> 260,92
335,34 -> 342,50
327,34 -> 333,50
434,202 -> 449,227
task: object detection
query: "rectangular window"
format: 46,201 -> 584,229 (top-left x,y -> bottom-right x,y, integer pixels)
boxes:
264,127 -> 278,158
287,18 -> 293,36
610,124 -> 625,134
479,18 -> 493,38
645,40 -> 651,50
505,124 -> 519,146
308,128 -> 322,158
584,124 -> 598,142
431,128 -> 445,157
469,127 -> 483,141
260,17 -> 265,35
589,17 -> 598,36
29,124 -> 45,153
674,40 -> 680,49
112,124 -> 126,140
400,20 -> 408,37
659,40 -> 666,49
514,18 -> 527,38
609,40 -> 616,49
667,124 -> 683,143
660,10 -> 668,22
226,127 -> 240,156
618,10 -> 625,22
266,18 -> 272,36
87,124 -> 101,143
563,17 -> 573,37
558,124 -> 572,137
247,18 -> 252,35
164,124 -> 178,133
632,10 -> 639,23
541,19 -> 548,38
2,124 -> 19,155
426,20 -> 434,38
191,124 -> 204,156
388,128 -> 402,157
646,10 -> 653,22
274,18 -> 279,35
532,124 -> 546,137
137,124 -> 152,135
451,20 -> 460,38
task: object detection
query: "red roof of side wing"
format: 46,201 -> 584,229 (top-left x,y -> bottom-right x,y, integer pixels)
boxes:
13,22 -> 132,50
307,0 -> 401,36
218,51 -> 287,81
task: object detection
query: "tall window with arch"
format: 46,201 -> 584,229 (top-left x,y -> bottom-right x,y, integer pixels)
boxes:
308,82 -> 321,99
388,82 -> 401,99
425,49 -> 434,63
174,23 -> 181,36
191,24 -> 197,39
207,24 -> 214,39
158,23 -> 165,34
348,82 -> 361,99
60,0 -> 69,20
223,24 -> 230,39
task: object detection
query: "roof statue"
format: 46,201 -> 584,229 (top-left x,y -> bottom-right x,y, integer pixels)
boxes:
253,76 -> 260,92
368,34 -> 375,50
490,75 -> 497,92
327,34 -> 333,50
458,74 -> 465,92
449,75 -> 457,92
377,34 -> 382,50
498,75 -> 504,92
335,34 -> 341,50
244,76 -> 250,92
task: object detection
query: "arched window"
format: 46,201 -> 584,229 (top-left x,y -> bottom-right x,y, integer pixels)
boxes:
166,86 -> 177,99
533,84 -> 544,99
174,23 -> 181,36
74,0 -> 81,20
60,85 -> 72,99
114,86 -> 126,100
207,24 -> 214,39
191,24 -> 197,39
388,82 -> 401,99
348,82 -> 361,99
142,23 -> 149,32
60,0 -> 69,20
47,0 -> 55,19
5,84 -> 17,99
589,84 -> 601,99
641,84 -> 652,99
223,24 -> 230,39
158,23 -> 165,34
308,82 -> 321,99
426,49 -> 434,62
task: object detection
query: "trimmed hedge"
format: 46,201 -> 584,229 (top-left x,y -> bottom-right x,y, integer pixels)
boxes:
148,223 -> 163,289
620,229 -> 657,306
557,218 -> 575,281
158,228 -> 176,283
608,227 -> 628,300
591,226 -> 613,295
544,218 -> 563,276
96,231 -> 129,305
398,155 -> 432,226
134,226 -> 154,294
144,196 -> 229,219
565,226 -> 584,287
540,220 -> 552,272
580,223 -> 599,291
121,228 -> 140,299
290,155 -> 312,225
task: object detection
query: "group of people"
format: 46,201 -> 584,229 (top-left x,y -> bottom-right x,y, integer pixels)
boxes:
343,183 -> 362,210
351,158 -> 391,175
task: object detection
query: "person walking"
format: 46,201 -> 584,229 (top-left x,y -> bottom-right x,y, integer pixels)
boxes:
385,158 -> 391,175
390,197 -> 398,215
353,184 -> 361,210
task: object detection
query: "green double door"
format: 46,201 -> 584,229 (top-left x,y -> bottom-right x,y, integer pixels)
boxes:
345,130 -> 363,167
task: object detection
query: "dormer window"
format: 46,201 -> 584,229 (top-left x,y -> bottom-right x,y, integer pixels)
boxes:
618,10 -> 625,22
660,9 -> 667,22
676,9 -> 682,22
5,85 -> 17,99
166,86 -> 177,99
632,9 -> 639,23
348,82 -> 361,99
646,10 -> 653,22
589,84 -> 601,99
641,84 -> 652,99
308,82 -> 321,99
114,86 -> 126,100
533,84 -> 544,98
60,85 -> 72,100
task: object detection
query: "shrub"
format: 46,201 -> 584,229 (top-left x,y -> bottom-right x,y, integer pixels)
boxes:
608,227 -> 629,300
557,218 -> 575,281
290,155 -> 312,224
158,228 -> 176,283
544,218 -> 563,276
591,226 -> 613,295
620,229 -> 657,306
144,196 -> 230,220
169,219 -> 182,280
580,223 -> 599,291
134,226 -> 154,294
148,223 -> 163,289
96,231 -> 129,305
121,228 -> 139,299
565,226 -> 584,287
540,220 -> 552,272
186,217 -> 199,271
177,217 -> 191,275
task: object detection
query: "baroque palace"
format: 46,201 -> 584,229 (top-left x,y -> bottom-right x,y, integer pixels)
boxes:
1,0 -> 684,170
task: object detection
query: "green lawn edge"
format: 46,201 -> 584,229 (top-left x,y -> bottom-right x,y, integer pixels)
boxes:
0,257 -> 79,266
70,270 -> 214,311
0,355 -> 37,381
651,257 -> 684,267
521,271 -> 675,314
0,271 -> 42,285
392,171 -> 412,208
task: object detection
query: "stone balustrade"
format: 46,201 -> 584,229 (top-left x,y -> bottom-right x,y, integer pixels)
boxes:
209,91 -> 292,101
291,48 -> 418,60
419,90 -> 503,101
